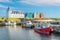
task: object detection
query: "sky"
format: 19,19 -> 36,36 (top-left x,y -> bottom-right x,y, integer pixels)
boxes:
0,0 -> 60,18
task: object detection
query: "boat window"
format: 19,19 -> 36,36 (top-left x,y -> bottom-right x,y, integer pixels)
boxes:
35,22 -> 50,29
42,24 -> 50,28
35,23 -> 41,28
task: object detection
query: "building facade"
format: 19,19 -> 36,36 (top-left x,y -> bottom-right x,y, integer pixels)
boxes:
25,13 -> 34,19
34,13 -> 40,18
8,8 -> 24,18
34,13 -> 44,19
39,13 -> 44,18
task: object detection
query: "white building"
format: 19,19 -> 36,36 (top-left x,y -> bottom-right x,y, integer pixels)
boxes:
8,7 -> 24,18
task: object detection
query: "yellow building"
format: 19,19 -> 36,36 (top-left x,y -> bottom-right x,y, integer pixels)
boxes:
34,13 -> 40,19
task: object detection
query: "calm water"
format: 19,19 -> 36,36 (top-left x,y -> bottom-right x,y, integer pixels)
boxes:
0,26 -> 60,40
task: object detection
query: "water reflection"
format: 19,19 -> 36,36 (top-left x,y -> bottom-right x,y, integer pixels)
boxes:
0,26 -> 60,40
7,25 -> 60,40
0,26 -> 9,40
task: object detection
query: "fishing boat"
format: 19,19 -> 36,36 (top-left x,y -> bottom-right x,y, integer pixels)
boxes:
34,22 -> 53,34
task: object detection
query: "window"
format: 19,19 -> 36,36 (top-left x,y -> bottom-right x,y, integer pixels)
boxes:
35,23 -> 41,28
35,23 -> 50,29
11,11 -> 20,14
42,24 -> 50,28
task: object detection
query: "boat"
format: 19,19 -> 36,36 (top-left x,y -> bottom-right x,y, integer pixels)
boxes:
21,21 -> 35,28
5,21 -> 16,26
34,22 -> 53,34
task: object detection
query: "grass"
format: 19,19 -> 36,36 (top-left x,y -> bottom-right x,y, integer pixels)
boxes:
0,17 -> 60,21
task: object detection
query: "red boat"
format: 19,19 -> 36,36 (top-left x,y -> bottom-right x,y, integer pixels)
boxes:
34,22 -> 53,34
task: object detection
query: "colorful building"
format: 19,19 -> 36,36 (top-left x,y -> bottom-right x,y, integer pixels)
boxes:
34,13 -> 40,18
7,7 -> 44,21
25,13 -> 34,19
34,13 -> 44,19
39,13 -> 44,18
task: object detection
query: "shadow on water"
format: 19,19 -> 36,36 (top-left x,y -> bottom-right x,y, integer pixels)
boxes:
0,26 -> 5,27
22,28 -> 32,30
35,32 -> 52,37
34,31 -> 60,40
53,33 -> 60,37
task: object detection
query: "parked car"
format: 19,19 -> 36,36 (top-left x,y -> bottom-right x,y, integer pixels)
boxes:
34,22 -> 53,34
21,21 -> 35,28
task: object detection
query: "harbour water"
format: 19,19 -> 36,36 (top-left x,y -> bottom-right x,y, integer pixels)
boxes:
0,26 -> 60,40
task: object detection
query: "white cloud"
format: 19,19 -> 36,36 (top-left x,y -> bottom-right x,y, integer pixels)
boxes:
0,4 -> 8,8
0,10 -> 6,13
0,4 -> 19,10
0,4 -> 17,9
0,0 -> 10,2
20,0 -> 60,6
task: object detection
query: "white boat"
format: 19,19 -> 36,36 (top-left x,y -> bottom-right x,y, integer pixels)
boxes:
5,21 -> 16,26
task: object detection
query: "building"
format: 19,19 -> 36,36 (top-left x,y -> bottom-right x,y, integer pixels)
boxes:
39,13 -> 44,18
34,12 -> 44,19
8,7 -> 24,18
25,13 -> 34,19
34,13 -> 40,18
7,7 -> 24,21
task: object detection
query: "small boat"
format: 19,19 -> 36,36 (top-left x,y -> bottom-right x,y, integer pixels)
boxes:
5,21 -> 16,26
34,22 -> 53,34
53,26 -> 60,34
21,21 -> 35,28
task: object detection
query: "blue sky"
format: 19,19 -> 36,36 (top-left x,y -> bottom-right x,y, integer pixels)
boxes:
0,0 -> 60,18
